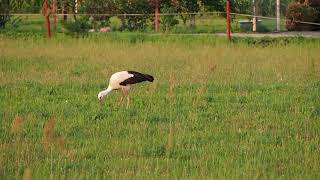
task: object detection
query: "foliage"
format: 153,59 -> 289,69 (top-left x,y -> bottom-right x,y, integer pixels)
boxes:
232,0 -> 252,15
61,16 -> 91,37
308,0 -> 320,30
109,16 -> 122,31
285,1 -> 318,31
254,0 -> 293,17
202,0 -> 252,20
171,0 -> 200,26
0,0 -> 10,29
82,0 -> 117,28
117,0 -> 154,30
9,0 -> 42,13
7,16 -> 23,29
201,0 -> 225,12
160,5 -> 179,32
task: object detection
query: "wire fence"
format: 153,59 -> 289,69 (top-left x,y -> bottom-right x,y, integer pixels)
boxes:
2,11 -> 320,24
1,11 -> 320,35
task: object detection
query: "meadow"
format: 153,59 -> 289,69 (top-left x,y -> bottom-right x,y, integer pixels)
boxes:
0,34 -> 320,179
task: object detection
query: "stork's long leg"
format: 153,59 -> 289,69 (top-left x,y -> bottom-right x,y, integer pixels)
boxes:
121,87 -> 130,108
118,94 -> 124,106
126,93 -> 130,108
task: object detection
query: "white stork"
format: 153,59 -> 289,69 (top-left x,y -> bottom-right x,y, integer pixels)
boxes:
98,71 -> 154,108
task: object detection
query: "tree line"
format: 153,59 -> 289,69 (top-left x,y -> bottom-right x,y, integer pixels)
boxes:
1,0 -> 319,31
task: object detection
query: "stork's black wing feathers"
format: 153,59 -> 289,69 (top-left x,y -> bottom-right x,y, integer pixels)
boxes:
119,71 -> 154,86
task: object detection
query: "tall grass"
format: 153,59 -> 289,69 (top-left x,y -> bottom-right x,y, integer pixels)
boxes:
0,35 -> 320,178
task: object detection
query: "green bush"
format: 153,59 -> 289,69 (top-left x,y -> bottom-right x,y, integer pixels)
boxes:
285,2 -> 318,31
109,16 -> 122,31
160,5 -> 179,33
309,0 -> 320,30
61,17 -> 91,37
0,0 -> 10,29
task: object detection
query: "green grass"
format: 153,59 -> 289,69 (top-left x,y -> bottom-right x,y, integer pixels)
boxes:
1,34 -> 320,179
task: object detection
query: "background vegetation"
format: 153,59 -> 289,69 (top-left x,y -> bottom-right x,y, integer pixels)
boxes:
2,0 -> 319,32
285,0 -> 320,31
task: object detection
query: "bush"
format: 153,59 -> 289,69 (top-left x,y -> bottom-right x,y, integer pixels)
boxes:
286,2 -> 318,31
81,0 -> 117,30
160,5 -> 179,33
109,16 -> 122,31
0,0 -> 10,29
0,15 -> 10,29
61,17 -> 91,37
309,0 -> 320,30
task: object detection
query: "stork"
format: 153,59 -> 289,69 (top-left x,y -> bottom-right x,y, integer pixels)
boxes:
98,71 -> 154,108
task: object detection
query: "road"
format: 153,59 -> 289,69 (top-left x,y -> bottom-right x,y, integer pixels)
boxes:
216,31 -> 320,38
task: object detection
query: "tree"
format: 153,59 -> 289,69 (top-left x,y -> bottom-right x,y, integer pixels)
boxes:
160,4 -> 179,32
201,0 -> 225,12
255,0 -> 293,16
286,0 -> 320,31
0,0 -> 10,29
202,0 -> 251,19
171,0 -> 200,27
308,0 -> 320,30
116,0 -> 154,30
10,0 -> 42,13
59,0 -> 81,21
232,0 -> 252,14
286,1 -> 317,30
82,0 -> 117,28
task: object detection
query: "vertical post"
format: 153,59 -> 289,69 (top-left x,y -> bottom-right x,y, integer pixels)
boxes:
44,0 -> 51,39
226,0 -> 231,41
62,0 -> 67,21
252,0 -> 257,32
155,0 -> 159,33
52,0 -> 56,27
276,0 -> 280,32
75,0 -> 78,13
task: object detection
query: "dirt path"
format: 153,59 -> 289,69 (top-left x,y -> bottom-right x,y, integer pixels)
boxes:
216,31 -> 320,38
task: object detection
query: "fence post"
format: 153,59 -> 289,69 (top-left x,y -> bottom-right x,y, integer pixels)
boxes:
52,0 -> 56,27
43,0 -> 51,39
155,0 -> 159,33
226,0 -> 231,41
252,0 -> 257,32
276,0 -> 280,32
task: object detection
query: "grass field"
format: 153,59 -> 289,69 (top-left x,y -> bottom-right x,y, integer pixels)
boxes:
1,34 -> 320,179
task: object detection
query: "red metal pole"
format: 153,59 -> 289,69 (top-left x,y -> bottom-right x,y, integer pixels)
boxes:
226,0 -> 231,41
44,0 -> 51,39
52,0 -> 56,27
155,0 -> 159,33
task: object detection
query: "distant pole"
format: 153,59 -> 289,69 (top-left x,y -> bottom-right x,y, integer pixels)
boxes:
43,0 -> 51,39
75,0 -> 78,13
52,0 -> 56,27
252,0 -> 257,32
226,0 -> 231,41
155,0 -> 159,32
276,0 -> 280,32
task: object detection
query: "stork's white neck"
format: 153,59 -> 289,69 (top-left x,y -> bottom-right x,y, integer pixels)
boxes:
98,87 -> 113,99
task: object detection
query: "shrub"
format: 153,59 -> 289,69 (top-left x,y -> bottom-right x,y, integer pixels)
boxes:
160,5 -> 179,33
309,0 -> 320,30
61,17 -> 91,37
0,0 -> 10,29
82,0 -> 117,28
109,16 -> 122,31
285,1 -> 318,31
